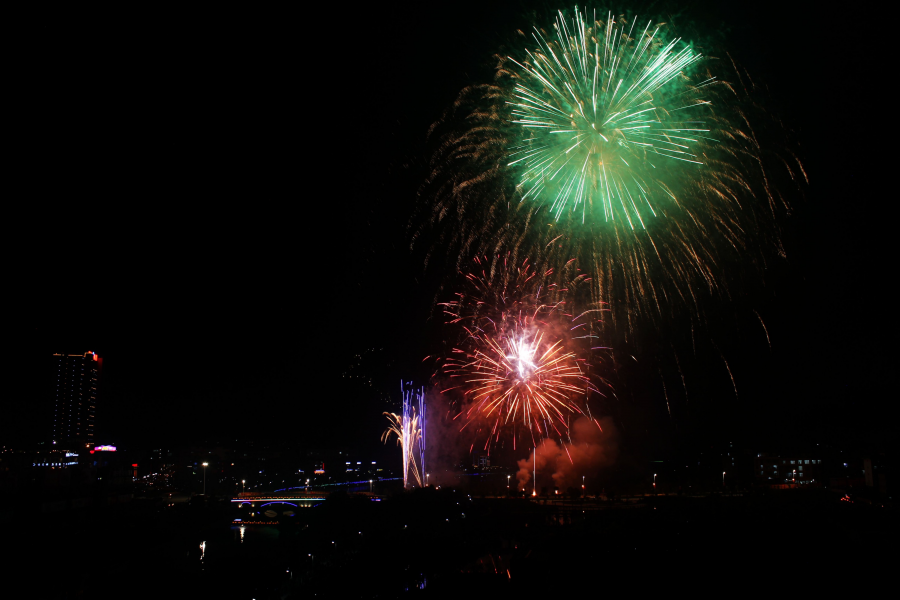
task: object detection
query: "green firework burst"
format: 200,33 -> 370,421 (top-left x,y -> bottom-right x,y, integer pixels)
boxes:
508,8 -> 711,229
416,6 -> 806,336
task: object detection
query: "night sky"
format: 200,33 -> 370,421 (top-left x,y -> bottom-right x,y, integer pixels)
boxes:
13,1 -> 889,456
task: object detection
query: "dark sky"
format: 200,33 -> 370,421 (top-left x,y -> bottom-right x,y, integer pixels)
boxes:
12,2 -> 889,454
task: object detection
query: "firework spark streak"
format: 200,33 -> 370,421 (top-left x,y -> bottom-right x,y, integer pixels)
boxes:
439,256 -> 604,451
416,386 -> 426,483
382,384 -> 426,488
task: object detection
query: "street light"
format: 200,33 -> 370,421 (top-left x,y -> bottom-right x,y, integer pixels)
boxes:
241,479 -> 245,495
507,474 -> 510,495
722,471 -> 726,486
202,462 -> 208,495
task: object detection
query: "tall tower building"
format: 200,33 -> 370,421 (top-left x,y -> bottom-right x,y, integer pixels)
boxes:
51,351 -> 101,448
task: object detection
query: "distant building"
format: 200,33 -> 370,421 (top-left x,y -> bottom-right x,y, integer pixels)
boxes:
51,351 -> 101,448
755,454 -> 824,486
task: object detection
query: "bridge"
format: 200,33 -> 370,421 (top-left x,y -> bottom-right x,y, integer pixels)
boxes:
230,491 -> 384,509
232,491 -> 326,508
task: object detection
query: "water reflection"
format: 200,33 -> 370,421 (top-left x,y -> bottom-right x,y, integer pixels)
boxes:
230,525 -> 280,545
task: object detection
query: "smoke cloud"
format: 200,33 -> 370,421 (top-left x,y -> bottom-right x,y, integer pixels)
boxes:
516,416 -> 618,492
421,388 -> 472,487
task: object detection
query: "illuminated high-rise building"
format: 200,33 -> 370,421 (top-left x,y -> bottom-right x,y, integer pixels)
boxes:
51,351 -> 101,447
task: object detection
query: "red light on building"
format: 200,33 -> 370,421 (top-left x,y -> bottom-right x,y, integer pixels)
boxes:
131,464 -> 138,467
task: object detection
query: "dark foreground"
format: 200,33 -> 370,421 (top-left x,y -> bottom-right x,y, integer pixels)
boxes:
8,489 -> 894,598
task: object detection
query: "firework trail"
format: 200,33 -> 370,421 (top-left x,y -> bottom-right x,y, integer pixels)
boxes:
438,255 -> 607,451
382,384 -> 426,488
416,386 -> 426,483
416,7 -> 805,336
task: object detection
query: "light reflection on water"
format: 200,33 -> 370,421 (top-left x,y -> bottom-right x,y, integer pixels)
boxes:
191,526 -> 281,571
230,525 -> 279,544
